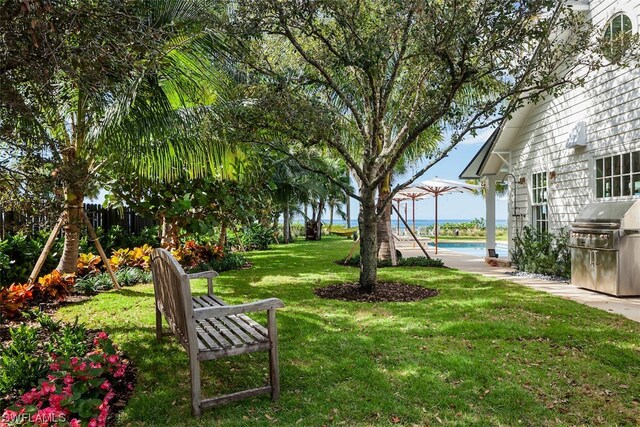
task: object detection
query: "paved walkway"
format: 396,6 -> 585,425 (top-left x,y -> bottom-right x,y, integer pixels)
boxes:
398,246 -> 640,323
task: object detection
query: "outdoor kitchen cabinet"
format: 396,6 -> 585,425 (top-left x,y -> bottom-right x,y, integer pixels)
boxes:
570,201 -> 640,297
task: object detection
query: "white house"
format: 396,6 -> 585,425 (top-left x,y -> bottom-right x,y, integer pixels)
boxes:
460,0 -> 640,258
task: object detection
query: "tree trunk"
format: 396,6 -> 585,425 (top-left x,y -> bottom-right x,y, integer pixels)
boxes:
315,198 -> 324,240
346,193 -> 351,228
283,201 -> 291,244
358,188 -> 377,292
56,185 -> 84,273
329,204 -> 334,228
160,214 -> 180,248
219,221 -> 228,248
376,173 -> 397,263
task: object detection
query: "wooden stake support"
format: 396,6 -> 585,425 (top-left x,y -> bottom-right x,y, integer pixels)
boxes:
343,236 -> 360,264
392,203 -> 431,260
28,214 -> 65,284
387,221 -> 398,266
83,213 -> 120,290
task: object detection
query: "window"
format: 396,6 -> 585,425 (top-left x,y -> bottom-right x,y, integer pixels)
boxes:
603,13 -> 633,61
531,172 -> 548,233
596,151 -> 640,199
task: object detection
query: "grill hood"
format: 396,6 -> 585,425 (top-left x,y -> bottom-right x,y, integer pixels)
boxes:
573,200 -> 640,230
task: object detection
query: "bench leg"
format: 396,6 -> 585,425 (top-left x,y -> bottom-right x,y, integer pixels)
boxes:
267,309 -> 280,401
155,305 -> 163,342
190,353 -> 202,416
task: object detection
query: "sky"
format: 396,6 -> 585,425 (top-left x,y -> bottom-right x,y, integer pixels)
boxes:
338,128 -> 508,222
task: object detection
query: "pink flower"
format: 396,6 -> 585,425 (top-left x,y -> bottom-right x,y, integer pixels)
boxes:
70,419 -> 81,427
49,393 -> 66,410
96,332 -> 108,340
73,362 -> 87,372
106,355 -> 118,364
49,362 -> 60,371
41,381 -> 55,394
100,380 -> 111,390
114,366 -> 126,378
2,409 -> 17,421
70,357 -> 79,366
88,419 -> 98,427
90,362 -> 102,369
64,375 -> 74,385
104,391 -> 115,402
21,388 -> 41,405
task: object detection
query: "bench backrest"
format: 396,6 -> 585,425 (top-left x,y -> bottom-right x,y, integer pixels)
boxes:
150,248 -> 195,351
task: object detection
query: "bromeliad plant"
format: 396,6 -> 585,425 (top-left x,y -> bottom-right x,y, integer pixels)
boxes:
2,332 -> 129,427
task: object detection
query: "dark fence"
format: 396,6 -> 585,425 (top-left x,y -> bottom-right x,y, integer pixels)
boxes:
0,204 -> 155,239
83,204 -> 155,235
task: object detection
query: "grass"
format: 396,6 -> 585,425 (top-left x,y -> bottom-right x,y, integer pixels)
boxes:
57,236 -> 640,426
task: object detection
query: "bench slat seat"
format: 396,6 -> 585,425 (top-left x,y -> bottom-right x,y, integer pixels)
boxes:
150,248 -> 284,416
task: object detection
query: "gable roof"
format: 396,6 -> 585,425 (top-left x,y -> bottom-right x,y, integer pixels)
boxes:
458,102 -> 535,179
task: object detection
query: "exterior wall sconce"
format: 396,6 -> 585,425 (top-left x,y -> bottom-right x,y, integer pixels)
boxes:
518,176 -> 526,185
549,171 -> 557,180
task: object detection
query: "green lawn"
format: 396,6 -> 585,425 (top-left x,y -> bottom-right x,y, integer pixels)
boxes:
58,236 -> 640,426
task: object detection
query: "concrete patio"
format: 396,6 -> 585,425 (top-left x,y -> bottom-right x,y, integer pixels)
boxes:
398,246 -> 640,323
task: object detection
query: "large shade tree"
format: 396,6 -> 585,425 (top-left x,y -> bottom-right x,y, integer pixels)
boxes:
1,0 -> 230,273
226,0 -> 605,291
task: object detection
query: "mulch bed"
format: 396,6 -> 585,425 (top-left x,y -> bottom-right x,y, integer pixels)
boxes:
314,282 -> 438,302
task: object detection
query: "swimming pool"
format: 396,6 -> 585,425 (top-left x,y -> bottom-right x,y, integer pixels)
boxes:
435,241 -> 509,258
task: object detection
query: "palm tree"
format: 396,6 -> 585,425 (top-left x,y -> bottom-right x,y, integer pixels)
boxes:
6,0 -> 231,273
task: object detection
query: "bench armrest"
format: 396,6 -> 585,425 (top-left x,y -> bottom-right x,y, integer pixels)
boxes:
188,270 -> 219,296
187,270 -> 219,280
193,298 -> 284,319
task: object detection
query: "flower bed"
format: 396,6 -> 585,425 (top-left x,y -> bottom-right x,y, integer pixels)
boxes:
1,315 -> 134,426
1,241 -> 247,321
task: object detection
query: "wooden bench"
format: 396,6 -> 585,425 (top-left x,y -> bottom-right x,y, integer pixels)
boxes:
150,248 -> 284,416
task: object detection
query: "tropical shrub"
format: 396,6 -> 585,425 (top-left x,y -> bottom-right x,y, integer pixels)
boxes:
187,252 -> 249,274
36,270 -> 75,301
0,283 -> 34,319
230,224 -> 277,251
0,325 -> 48,396
46,319 -> 89,360
171,240 -> 223,269
0,233 -> 55,287
0,226 -> 159,287
340,255 -> 444,268
76,253 -> 102,277
510,227 -> 571,278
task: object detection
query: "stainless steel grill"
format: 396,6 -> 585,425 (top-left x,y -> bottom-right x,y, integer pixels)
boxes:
570,201 -> 640,296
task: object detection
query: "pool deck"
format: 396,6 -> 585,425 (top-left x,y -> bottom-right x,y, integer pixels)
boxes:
397,246 -> 640,323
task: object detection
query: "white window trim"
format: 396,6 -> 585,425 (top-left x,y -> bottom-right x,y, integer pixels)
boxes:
605,4 -> 638,33
594,151 -> 640,201
531,171 -> 549,233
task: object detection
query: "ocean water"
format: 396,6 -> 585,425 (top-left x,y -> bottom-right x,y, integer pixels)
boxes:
322,219 -> 508,228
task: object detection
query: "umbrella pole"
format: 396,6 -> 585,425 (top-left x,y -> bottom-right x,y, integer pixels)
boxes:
412,197 -> 416,233
435,193 -> 439,254
412,196 -> 416,248
396,200 -> 400,234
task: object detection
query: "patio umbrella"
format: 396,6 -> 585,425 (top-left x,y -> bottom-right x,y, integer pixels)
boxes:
393,187 -> 430,235
414,178 -> 480,254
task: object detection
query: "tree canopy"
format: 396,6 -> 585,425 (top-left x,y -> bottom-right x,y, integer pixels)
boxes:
224,0 -> 604,291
